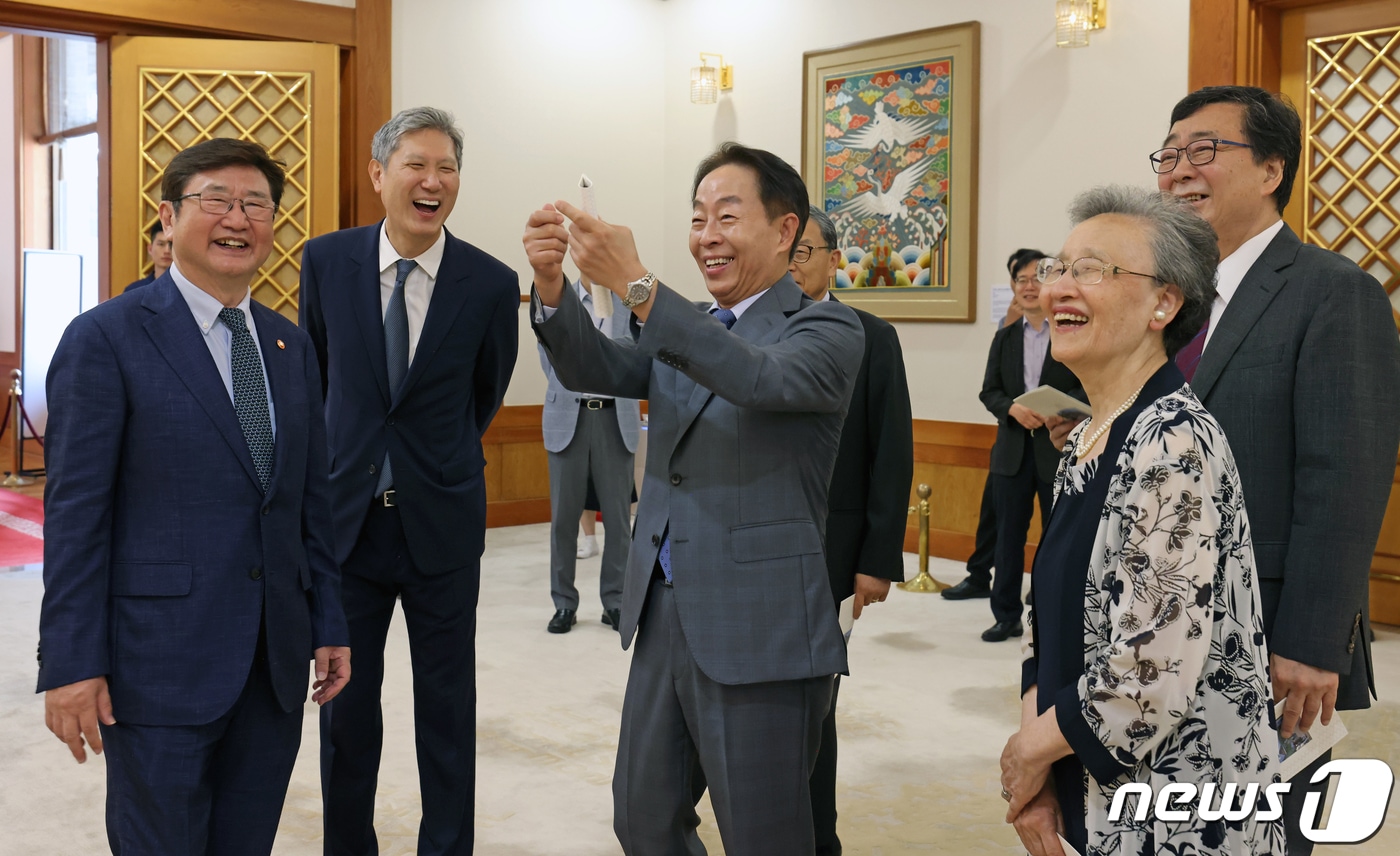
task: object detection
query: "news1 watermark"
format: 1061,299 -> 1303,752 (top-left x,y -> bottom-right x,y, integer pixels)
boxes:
1108,758 -> 1395,844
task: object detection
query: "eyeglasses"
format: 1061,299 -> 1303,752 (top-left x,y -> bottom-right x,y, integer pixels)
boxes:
1037,257 -> 1163,286
792,244 -> 833,264
173,192 -> 277,222
1148,138 -> 1253,173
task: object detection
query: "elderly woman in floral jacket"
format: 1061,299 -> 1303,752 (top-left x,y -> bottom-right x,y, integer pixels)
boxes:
998,186 -> 1284,856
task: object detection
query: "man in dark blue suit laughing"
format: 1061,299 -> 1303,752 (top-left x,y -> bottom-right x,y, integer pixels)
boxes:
300,106 -> 519,856
39,137 -> 351,855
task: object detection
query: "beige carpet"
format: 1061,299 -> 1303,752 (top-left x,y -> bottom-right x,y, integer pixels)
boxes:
3,523 -> 1397,854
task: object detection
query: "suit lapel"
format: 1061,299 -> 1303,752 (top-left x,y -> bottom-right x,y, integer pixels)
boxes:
142,281 -> 262,491
671,279 -> 803,443
1191,226 -> 1296,400
1006,323 -> 1027,395
351,224 -> 393,408
397,233 -> 472,405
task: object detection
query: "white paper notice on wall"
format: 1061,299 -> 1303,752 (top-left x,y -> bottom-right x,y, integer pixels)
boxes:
578,174 -> 612,318
990,284 -> 1013,325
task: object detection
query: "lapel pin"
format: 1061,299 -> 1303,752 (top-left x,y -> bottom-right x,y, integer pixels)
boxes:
276,339 -> 285,350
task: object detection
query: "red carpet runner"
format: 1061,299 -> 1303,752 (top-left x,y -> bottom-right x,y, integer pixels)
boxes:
0,489 -> 43,567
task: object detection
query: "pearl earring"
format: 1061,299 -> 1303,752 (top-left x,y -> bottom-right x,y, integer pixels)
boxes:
1153,310 -> 1167,321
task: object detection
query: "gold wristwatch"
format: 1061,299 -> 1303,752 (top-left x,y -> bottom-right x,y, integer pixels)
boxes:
621,272 -> 657,309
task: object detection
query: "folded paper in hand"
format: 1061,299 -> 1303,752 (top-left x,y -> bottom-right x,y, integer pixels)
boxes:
578,174 -> 612,318
1014,385 -> 1091,421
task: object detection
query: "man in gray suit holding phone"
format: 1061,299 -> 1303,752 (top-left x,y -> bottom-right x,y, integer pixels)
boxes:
524,143 -> 863,855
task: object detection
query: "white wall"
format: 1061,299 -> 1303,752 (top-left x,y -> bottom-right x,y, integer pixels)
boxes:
394,0 -> 1191,418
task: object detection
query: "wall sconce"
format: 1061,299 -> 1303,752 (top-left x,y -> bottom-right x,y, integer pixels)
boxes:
1055,0 -> 1105,49
690,53 -> 733,104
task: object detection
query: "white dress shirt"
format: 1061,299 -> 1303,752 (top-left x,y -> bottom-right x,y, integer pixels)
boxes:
378,224 -> 447,365
1206,219 -> 1285,350
707,287 -> 770,320
169,262 -> 275,436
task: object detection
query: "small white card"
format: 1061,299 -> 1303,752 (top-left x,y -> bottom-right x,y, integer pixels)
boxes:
1057,833 -> 1082,856
838,595 -> 855,641
1276,700 -> 1348,781
1014,385 -> 1092,421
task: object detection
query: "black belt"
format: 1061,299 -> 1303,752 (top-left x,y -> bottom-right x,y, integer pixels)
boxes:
578,398 -> 615,410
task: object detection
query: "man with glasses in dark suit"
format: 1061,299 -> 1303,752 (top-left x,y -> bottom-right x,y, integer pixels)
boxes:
1154,85 -> 1400,854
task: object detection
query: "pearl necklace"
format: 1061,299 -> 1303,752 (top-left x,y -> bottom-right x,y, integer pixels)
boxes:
1074,382 -> 1147,460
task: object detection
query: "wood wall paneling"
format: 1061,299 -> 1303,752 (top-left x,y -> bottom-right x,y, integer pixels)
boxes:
0,0 -> 355,44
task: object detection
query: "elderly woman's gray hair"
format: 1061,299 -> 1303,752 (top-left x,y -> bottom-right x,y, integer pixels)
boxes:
807,205 -> 839,250
1068,185 -> 1218,358
371,106 -> 464,169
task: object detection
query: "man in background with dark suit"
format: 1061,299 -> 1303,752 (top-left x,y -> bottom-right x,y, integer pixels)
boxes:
39,137 -> 350,854
300,106 -> 519,856
524,142 -> 863,854
122,222 -> 173,292
979,249 -> 1082,642
1155,85 -> 1400,854
790,205 -> 912,856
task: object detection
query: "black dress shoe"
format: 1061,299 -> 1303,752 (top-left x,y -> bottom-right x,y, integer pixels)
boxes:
601,608 -> 621,630
547,609 -> 577,634
981,620 -> 1024,642
941,579 -> 992,600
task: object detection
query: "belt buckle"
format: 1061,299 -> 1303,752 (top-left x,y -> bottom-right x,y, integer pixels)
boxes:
381,489 -> 397,508
585,399 -> 604,410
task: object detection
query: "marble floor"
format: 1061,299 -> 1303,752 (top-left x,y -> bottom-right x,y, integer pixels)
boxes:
3,522 -> 1398,854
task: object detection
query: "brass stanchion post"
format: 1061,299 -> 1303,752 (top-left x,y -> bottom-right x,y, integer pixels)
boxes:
3,369 -> 33,487
897,483 -> 948,593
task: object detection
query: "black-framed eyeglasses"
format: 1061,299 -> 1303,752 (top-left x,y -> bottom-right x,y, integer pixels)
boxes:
1148,138 -> 1253,173
792,244 -> 833,264
173,192 -> 277,222
1037,257 -> 1163,286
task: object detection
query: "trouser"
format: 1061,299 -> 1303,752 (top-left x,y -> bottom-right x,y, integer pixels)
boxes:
320,499 -> 481,856
990,433 -> 1053,624
809,675 -> 843,856
102,623 -> 301,856
613,577 -> 833,856
547,405 -> 634,612
964,472 -> 998,586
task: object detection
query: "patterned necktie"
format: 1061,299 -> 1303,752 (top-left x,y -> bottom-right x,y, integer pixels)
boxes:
218,307 -> 273,492
377,258 -> 416,495
657,306 -> 740,582
1176,318 -> 1209,383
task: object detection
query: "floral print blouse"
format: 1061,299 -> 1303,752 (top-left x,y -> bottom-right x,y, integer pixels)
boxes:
1025,385 -> 1286,855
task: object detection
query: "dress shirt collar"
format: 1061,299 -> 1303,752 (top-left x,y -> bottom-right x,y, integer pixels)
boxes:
708,287 -> 770,321
1216,219 -> 1284,309
1021,315 -> 1050,334
378,222 -> 446,280
169,261 -> 252,336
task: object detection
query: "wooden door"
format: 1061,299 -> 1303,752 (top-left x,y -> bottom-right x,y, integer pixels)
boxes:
109,37 -> 339,319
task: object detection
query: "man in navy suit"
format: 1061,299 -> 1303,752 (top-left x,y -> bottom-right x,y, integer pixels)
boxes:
300,106 -> 519,856
38,137 -> 351,855
122,222 -> 173,293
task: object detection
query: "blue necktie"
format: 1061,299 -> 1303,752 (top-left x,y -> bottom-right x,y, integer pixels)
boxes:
218,307 -> 274,493
376,258 -> 416,495
658,306 -> 739,582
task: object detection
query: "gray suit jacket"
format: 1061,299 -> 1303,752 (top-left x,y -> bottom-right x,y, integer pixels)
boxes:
1192,224 -> 1400,709
533,275 -> 864,685
538,285 -> 640,454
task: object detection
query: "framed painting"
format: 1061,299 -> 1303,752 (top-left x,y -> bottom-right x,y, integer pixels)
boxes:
802,22 -> 980,322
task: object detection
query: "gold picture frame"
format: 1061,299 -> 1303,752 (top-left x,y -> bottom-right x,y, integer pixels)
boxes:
802,22 -> 980,322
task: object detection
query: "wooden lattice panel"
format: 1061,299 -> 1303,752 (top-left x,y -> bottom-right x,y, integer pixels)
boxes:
138,69 -> 313,319
1305,26 -> 1400,326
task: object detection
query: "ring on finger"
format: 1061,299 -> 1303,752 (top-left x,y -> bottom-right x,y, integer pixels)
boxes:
1001,787 -> 1012,801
